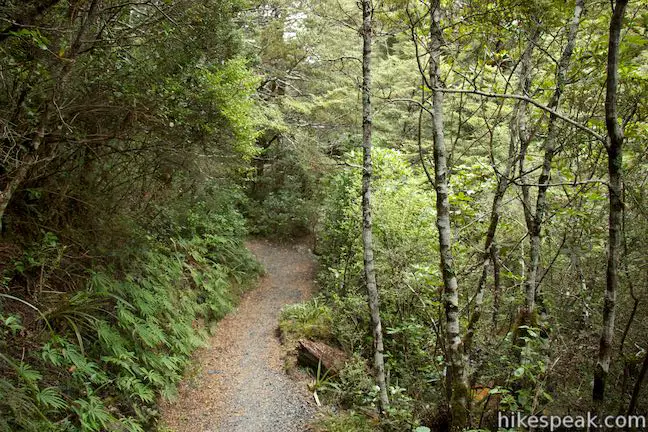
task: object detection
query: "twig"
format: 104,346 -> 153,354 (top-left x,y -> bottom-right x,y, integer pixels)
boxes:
431,87 -> 606,143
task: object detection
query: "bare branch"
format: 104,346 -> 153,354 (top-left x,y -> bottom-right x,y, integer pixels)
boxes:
431,87 -> 606,143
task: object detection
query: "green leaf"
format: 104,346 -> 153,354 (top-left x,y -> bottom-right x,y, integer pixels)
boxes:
2,314 -> 23,334
17,363 -> 42,383
36,387 -> 67,411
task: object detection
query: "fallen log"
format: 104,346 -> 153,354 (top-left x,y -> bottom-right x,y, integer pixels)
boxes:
296,339 -> 347,376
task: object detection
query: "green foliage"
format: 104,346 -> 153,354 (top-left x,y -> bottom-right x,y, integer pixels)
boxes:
307,148 -> 443,429
70,394 -> 114,432
0,192 -> 261,431
274,0 -> 648,427
316,148 -> 437,293
313,409 -> 379,432
248,188 -> 315,238
0,313 -> 23,336
325,354 -> 375,408
280,298 -> 334,342
309,358 -> 335,394
1,0 -> 646,429
327,294 -> 370,353
246,139 -> 320,239
489,326 -> 553,414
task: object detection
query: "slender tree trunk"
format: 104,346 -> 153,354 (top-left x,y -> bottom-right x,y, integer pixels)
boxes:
463,65 -> 532,349
0,126 -> 46,232
360,0 -> 389,413
0,0 -> 99,233
491,243 -> 502,326
618,289 -> 638,360
627,350 -> 648,415
428,1 -> 469,428
594,0 -> 628,403
515,28 -> 539,315
463,160 -> 511,353
522,0 -> 583,316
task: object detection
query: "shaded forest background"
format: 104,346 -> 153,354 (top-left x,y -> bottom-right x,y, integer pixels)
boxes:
0,0 -> 646,431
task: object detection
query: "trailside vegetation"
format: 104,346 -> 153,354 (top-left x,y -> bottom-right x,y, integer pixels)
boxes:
0,0 -> 263,430
273,0 -> 647,430
2,0 -> 647,431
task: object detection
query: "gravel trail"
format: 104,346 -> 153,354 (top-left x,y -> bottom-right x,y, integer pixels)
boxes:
159,239 -> 316,432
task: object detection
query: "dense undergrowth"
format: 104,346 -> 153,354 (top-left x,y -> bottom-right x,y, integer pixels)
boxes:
280,145 -> 648,431
244,131 -> 321,240
281,149 -> 441,431
0,0 -> 268,429
3,0 -> 646,431
0,194 -> 262,431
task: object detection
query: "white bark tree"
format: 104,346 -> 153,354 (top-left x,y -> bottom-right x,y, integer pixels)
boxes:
360,0 -> 390,413
427,1 -> 469,427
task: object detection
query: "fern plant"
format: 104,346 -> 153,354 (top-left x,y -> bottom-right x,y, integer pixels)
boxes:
0,190 -> 262,431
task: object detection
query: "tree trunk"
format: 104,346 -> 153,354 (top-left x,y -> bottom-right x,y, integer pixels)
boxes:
463,164 -> 510,353
0,126 -> 46,233
523,0 -> 583,316
515,28 -> 540,315
594,0 -> 628,404
360,0 -> 389,413
627,350 -> 648,415
428,1 -> 469,428
464,76 -> 527,350
491,243 -> 501,327
0,0 -> 99,233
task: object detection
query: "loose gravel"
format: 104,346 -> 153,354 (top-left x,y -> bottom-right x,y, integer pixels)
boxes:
159,239 -> 317,432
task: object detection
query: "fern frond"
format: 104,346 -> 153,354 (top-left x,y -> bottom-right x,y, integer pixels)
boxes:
101,352 -> 136,373
72,394 -> 115,431
16,362 -> 42,384
119,417 -> 145,432
116,376 -> 155,403
96,320 -> 130,356
36,387 -> 66,411
140,368 -> 165,387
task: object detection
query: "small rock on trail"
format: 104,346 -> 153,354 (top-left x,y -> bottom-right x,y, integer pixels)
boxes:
159,239 -> 317,432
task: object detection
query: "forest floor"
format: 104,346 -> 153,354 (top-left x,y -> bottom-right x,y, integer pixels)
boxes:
159,239 -> 317,432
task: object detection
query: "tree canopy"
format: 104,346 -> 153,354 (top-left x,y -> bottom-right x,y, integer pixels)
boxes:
0,0 -> 646,430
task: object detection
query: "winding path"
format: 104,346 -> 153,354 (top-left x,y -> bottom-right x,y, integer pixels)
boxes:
159,239 -> 316,432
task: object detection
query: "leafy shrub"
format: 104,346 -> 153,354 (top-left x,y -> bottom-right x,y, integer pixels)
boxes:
312,409 -> 379,432
328,293 -> 371,354
305,148 -> 446,429
248,189 -> 315,238
0,0 -> 264,429
0,194 -> 261,431
245,138 -> 320,239
323,354 -> 375,408
279,298 -> 334,343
